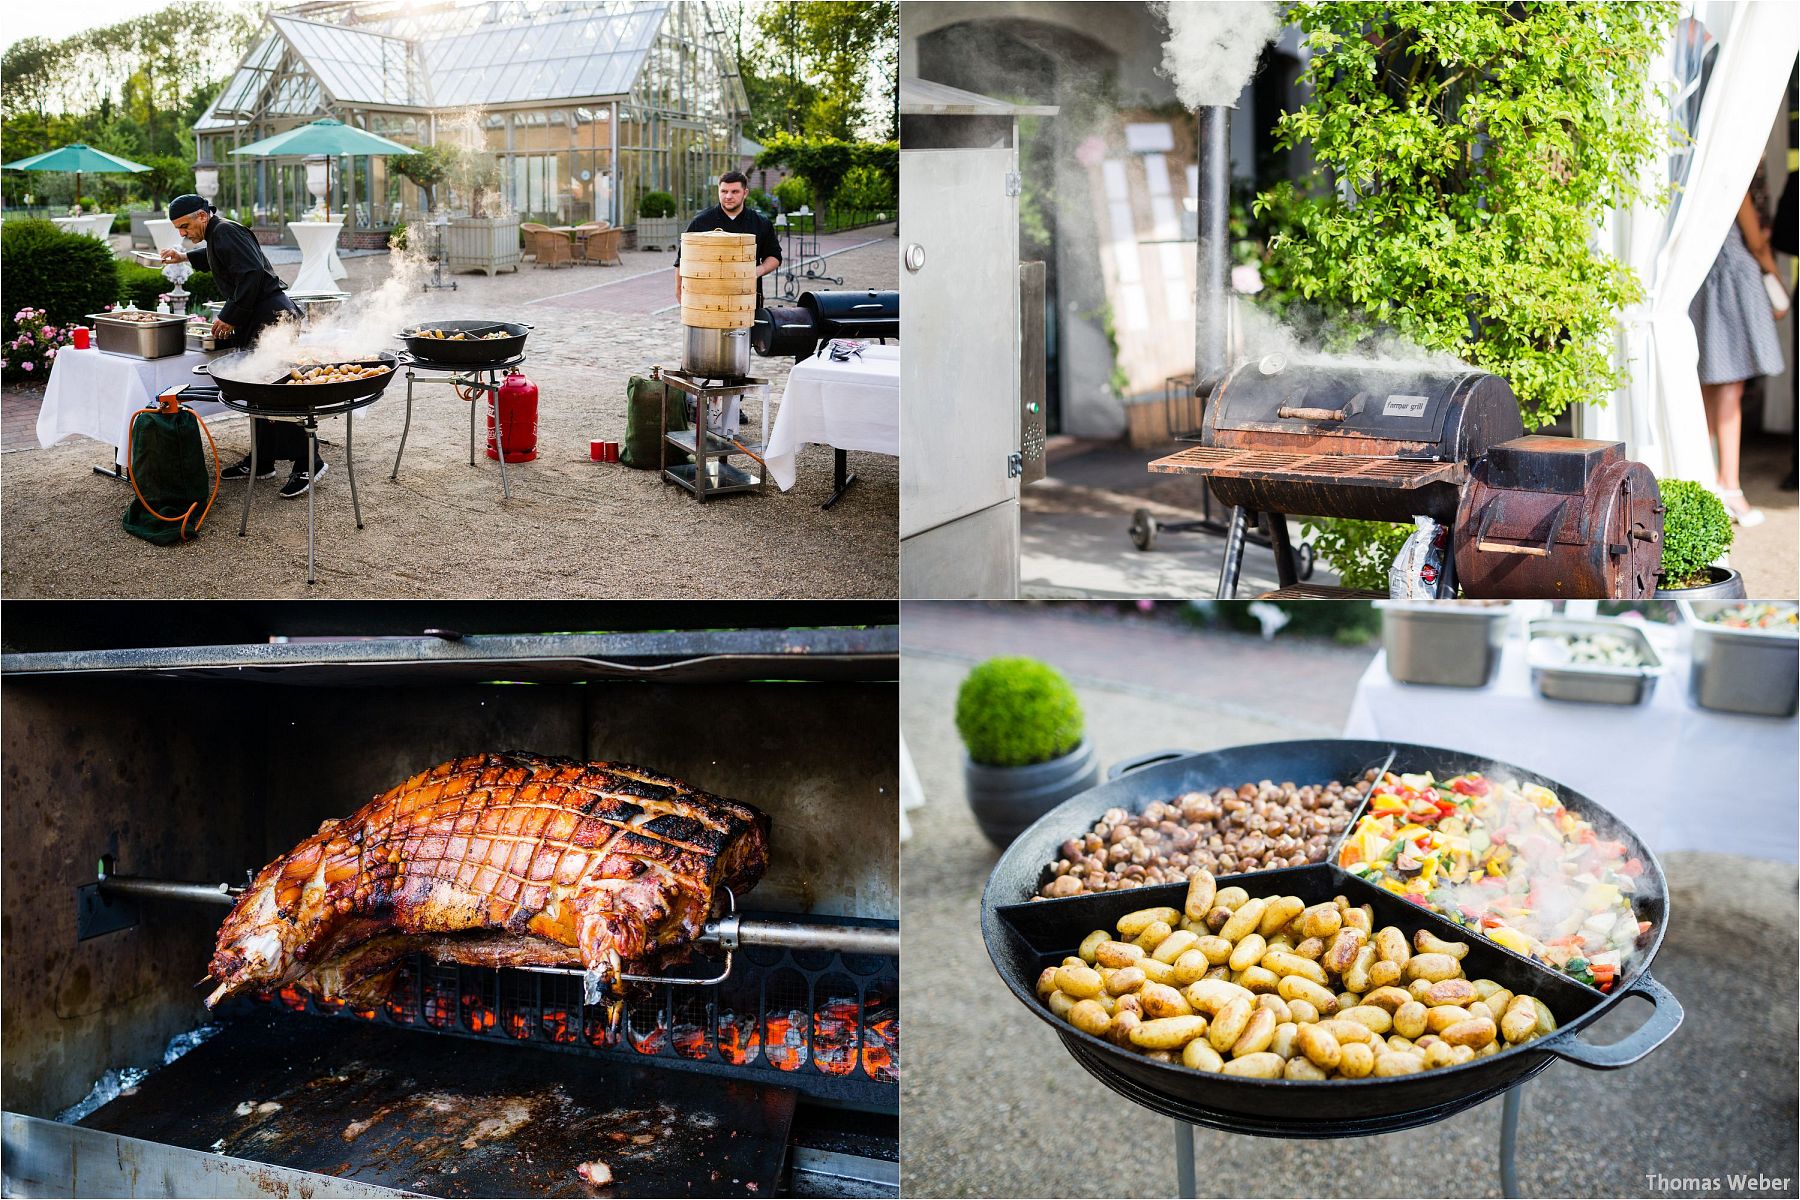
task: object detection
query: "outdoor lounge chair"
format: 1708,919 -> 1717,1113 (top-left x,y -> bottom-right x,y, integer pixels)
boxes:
524,227 -> 572,268
574,222 -> 622,266
519,221 -> 550,261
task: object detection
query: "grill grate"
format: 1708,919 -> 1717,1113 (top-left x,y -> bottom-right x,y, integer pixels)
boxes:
1149,445 -> 1464,489
233,940 -> 898,1112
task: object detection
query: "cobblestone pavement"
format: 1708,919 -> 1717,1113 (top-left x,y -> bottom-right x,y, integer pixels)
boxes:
2,227 -> 898,598
899,601 -> 1798,1199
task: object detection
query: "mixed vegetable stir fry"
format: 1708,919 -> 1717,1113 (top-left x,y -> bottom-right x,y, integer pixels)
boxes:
1337,772 -> 1651,991
1698,603 -> 1797,633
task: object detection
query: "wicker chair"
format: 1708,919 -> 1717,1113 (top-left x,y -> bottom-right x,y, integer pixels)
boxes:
577,223 -> 623,267
524,227 -> 573,269
519,221 -> 550,262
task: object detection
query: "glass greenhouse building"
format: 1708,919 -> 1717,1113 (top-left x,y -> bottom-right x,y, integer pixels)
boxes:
192,0 -> 749,241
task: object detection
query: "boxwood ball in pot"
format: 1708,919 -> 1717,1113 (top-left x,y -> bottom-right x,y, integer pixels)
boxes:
957,658 -> 1099,849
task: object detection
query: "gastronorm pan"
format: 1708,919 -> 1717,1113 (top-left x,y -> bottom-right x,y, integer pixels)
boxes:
1526,617 -> 1664,706
981,739 -> 1681,1136
1678,602 -> 1799,718
1374,602 -> 1512,688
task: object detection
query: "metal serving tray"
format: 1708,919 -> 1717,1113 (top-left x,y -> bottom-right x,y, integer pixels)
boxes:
84,311 -> 187,359
1679,602 -> 1799,717
1525,617 -> 1664,706
1374,601 -> 1513,688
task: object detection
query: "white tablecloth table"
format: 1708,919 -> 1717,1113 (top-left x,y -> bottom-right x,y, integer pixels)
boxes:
765,342 -> 900,491
287,220 -> 348,296
52,214 -> 114,240
1344,622 -> 1798,862
37,346 -> 238,460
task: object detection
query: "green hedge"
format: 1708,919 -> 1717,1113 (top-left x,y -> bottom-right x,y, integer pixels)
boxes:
1658,480 -> 1733,589
1,219 -> 118,342
116,261 -> 168,309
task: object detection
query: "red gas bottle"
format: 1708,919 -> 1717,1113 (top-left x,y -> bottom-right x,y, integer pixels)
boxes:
486,369 -> 538,462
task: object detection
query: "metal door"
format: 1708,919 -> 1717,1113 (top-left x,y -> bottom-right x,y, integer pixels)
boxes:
899,147 -> 1020,540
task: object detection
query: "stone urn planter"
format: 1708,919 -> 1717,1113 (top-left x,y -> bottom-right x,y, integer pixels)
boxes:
448,215 -> 521,276
1653,565 -> 1746,599
956,657 -> 1098,849
636,215 -> 681,251
963,738 -> 1100,849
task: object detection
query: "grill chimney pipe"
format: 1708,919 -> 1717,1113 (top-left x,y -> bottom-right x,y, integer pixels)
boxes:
1195,105 -> 1231,387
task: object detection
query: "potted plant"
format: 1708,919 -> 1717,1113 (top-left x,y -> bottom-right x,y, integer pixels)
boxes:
636,190 -> 680,250
955,657 -> 1099,849
1653,479 -> 1746,598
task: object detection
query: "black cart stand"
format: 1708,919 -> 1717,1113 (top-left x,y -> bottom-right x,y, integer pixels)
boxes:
389,353 -> 526,500
204,387 -> 382,586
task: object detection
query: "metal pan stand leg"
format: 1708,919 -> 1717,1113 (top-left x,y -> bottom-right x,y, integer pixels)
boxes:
345,408 -> 362,529
469,377 -> 477,466
1216,505 -> 1247,598
238,428 -> 258,536
822,447 -> 858,510
1499,1084 -> 1523,1199
490,370 -> 511,499
390,370 -> 414,480
1174,1121 -> 1197,1200
305,422 -> 318,586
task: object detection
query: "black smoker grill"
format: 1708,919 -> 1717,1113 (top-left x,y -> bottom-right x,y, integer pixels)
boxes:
1,608 -> 899,1200
1147,105 -> 1663,600
754,290 -> 900,510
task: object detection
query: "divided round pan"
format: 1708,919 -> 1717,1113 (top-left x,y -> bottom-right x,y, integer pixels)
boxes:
398,319 -> 531,366
197,350 -> 402,411
981,739 -> 1682,1137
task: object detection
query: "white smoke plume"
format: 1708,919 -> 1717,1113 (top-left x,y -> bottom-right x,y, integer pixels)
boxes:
1155,1 -> 1283,109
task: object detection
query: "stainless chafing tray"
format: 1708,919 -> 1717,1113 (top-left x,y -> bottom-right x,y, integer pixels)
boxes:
1374,600 -> 1513,688
1526,617 -> 1664,706
84,310 -> 188,359
1679,602 -> 1799,717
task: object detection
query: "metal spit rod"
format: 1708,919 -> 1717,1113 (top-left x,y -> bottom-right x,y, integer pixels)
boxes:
92,870 -> 899,958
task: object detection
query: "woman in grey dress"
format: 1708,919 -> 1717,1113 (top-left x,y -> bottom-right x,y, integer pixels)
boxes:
1689,165 -> 1789,527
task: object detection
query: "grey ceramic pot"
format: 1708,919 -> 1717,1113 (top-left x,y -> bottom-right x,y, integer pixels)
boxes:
1654,566 -> 1746,599
964,738 -> 1101,849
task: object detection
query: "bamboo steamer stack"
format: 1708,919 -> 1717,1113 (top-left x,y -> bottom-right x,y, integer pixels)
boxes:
679,231 -> 757,330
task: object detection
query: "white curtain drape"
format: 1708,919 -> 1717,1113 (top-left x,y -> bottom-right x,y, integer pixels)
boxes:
1584,1 -> 1798,483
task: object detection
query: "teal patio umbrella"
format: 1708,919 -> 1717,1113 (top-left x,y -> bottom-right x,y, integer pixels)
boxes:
229,118 -> 414,222
2,142 -> 149,209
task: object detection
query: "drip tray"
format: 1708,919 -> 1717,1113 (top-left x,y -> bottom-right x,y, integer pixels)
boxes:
77,1011 -> 797,1198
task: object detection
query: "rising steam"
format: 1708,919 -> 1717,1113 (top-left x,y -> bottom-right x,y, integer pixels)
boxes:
1154,1 -> 1283,109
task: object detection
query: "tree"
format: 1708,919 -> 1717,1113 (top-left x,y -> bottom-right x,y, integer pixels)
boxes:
741,1 -> 898,141
1255,1 -> 1676,589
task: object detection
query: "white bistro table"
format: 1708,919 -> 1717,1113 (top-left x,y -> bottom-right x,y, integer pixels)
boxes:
37,346 -> 237,467
287,220 -> 349,296
1344,620 -> 1798,863
766,341 -> 899,507
52,214 -> 115,240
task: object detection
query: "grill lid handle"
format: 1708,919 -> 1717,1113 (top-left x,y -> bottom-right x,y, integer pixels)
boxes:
1540,970 -> 1683,1069
1275,405 -> 1349,422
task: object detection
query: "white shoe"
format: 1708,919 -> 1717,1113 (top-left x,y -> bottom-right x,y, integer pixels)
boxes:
1720,488 -> 1765,528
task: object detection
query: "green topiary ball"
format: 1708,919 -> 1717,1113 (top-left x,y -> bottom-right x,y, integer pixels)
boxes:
1658,479 -> 1733,589
955,657 -> 1085,768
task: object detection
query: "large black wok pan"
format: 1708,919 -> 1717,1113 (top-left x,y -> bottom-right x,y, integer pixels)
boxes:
398,319 -> 531,366
982,739 -> 1682,1137
196,349 -> 401,412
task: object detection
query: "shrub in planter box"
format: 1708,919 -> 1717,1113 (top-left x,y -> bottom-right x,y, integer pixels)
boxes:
956,657 -> 1098,848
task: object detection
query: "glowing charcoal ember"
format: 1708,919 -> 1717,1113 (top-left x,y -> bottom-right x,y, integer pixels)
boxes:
763,1011 -> 810,1070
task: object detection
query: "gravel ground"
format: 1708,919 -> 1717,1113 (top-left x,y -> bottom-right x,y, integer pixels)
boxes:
899,603 -> 1799,1199
2,228 -> 897,598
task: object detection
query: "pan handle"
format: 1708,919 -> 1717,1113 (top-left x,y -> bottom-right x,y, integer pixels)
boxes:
192,362 -> 213,376
1542,971 -> 1683,1069
1105,749 -> 1197,782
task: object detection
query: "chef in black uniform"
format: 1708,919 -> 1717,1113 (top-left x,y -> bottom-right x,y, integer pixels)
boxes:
160,194 -> 326,499
672,171 -> 781,307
